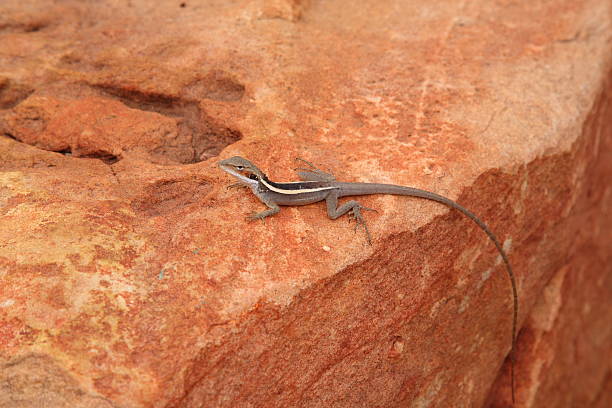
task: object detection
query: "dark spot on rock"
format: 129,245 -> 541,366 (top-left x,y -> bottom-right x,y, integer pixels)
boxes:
131,179 -> 212,217
79,151 -> 120,165
55,147 -> 120,165
56,148 -> 72,156
184,71 -> 245,102
0,19 -> 49,34
94,85 -> 179,112
0,78 -> 34,109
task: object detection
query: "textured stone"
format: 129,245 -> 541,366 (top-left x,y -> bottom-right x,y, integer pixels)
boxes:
0,0 -> 611,407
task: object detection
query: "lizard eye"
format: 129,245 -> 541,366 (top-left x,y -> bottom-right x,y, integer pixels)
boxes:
249,174 -> 259,181
235,165 -> 244,170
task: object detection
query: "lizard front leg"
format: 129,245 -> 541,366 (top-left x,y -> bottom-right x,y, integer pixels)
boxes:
247,196 -> 280,222
324,191 -> 376,244
227,182 -> 249,189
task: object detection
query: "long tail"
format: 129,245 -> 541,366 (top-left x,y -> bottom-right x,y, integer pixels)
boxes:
338,182 -> 518,403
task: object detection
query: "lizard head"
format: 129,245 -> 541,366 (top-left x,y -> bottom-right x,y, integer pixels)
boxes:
218,156 -> 266,185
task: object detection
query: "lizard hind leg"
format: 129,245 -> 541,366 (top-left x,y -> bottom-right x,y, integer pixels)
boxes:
348,204 -> 377,244
294,157 -> 336,182
325,194 -> 376,244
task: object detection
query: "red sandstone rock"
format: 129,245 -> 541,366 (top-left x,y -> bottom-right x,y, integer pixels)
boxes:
1,0 -> 611,407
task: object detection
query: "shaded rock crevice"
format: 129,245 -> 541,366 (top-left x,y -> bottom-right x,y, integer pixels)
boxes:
0,90 -> 243,166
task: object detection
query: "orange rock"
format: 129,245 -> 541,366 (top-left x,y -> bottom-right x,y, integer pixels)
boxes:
1,0 -> 611,407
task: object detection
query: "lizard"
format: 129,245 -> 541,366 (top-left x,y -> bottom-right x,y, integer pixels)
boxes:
218,155 -> 519,404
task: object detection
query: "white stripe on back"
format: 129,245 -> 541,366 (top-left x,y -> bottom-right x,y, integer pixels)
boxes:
259,178 -> 335,195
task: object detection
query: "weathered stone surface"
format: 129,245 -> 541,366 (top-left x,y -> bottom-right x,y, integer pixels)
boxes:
0,0 -> 610,407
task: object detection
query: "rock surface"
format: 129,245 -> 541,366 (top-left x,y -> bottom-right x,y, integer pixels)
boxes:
1,0 -> 611,407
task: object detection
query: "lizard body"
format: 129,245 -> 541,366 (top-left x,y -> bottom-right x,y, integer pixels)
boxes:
219,156 -> 518,404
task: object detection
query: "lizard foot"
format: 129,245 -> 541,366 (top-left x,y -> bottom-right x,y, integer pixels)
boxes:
227,182 -> 247,190
246,212 -> 267,223
348,205 -> 373,244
